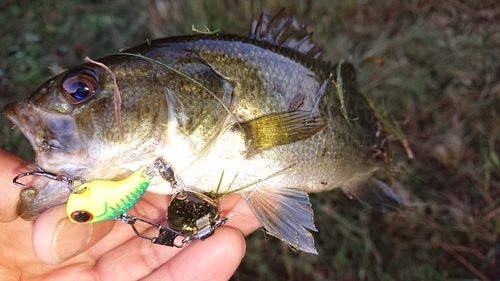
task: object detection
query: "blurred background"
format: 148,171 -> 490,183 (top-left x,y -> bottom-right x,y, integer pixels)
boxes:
0,0 -> 499,280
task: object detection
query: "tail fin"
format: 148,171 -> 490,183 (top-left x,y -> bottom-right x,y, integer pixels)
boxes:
342,177 -> 403,213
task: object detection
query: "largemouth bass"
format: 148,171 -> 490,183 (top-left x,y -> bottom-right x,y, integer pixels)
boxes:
3,10 -> 401,254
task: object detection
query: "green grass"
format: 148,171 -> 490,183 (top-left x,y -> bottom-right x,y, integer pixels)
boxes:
1,0 -> 499,280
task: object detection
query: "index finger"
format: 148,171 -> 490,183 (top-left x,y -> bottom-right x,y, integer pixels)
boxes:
0,148 -> 33,222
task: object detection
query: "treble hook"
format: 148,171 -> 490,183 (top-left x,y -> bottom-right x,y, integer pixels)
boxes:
13,170 -> 86,194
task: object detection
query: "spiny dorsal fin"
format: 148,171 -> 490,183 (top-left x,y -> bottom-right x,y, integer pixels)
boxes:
249,9 -> 322,59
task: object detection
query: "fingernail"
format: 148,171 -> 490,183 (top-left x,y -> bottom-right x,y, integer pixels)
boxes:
51,218 -> 93,263
240,232 -> 247,258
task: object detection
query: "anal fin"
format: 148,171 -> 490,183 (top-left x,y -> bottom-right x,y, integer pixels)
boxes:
241,111 -> 326,153
244,188 -> 318,254
343,178 -> 403,213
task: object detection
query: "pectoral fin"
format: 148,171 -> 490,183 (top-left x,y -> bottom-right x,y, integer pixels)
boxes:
241,111 -> 326,152
244,188 -> 318,254
343,178 -> 403,213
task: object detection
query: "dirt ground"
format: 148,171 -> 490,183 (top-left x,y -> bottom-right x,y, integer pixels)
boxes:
1,0 -> 499,280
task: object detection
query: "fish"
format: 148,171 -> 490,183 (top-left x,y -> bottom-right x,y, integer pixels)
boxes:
3,9 -> 402,254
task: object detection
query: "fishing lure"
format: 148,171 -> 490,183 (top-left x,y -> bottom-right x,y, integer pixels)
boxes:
13,158 -> 229,247
66,167 -> 151,223
66,157 -> 178,223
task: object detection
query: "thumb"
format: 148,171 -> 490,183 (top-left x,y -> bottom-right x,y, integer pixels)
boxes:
32,204 -> 115,264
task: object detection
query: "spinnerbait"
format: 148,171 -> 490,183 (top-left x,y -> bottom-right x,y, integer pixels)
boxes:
13,157 -> 228,247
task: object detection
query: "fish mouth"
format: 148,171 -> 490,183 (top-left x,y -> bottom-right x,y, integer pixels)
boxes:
4,100 -> 83,158
3,101 -> 45,150
5,98 -> 91,174
17,175 -> 71,220
4,100 -> 82,219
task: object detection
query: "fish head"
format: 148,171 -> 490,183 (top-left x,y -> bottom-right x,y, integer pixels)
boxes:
4,61 -> 172,218
4,65 -> 111,173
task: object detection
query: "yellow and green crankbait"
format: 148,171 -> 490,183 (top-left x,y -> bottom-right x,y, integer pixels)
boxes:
66,168 -> 151,223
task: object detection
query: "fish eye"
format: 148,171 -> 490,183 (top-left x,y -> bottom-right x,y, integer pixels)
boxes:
70,210 -> 94,223
61,67 -> 99,104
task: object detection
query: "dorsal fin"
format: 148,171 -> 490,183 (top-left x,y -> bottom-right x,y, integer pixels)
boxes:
249,9 -> 322,59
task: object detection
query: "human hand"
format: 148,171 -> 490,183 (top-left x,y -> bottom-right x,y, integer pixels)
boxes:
0,148 -> 260,280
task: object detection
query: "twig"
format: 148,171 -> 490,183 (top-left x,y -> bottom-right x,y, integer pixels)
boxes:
479,207 -> 500,226
444,248 -> 490,281
359,87 -> 414,159
432,238 -> 491,281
